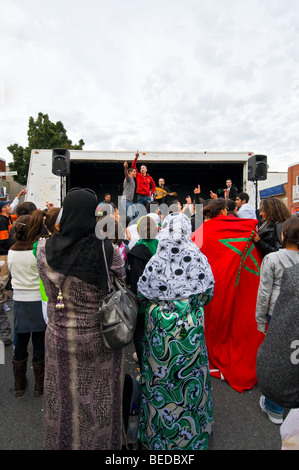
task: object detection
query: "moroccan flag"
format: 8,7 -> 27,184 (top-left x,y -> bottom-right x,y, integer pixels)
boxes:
192,215 -> 265,393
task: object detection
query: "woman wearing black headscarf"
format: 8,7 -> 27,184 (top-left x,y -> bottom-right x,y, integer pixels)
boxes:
36,187 -> 125,450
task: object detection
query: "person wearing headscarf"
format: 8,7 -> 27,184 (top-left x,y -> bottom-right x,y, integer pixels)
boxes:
127,215 -> 159,364
137,212 -> 215,450
36,187 -> 125,450
126,211 -> 161,250
192,199 -> 264,393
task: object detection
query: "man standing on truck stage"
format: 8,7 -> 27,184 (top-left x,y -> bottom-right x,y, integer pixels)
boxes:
120,161 -> 138,221
132,151 -> 156,207
154,178 -> 177,206
223,179 -> 238,201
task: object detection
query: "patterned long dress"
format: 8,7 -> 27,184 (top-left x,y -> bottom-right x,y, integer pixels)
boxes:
36,238 -> 124,450
138,290 -> 214,450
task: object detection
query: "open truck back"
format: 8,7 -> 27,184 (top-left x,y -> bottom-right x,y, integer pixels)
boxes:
25,149 -> 257,209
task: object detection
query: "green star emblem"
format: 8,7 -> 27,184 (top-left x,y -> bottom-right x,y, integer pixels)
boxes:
219,231 -> 260,287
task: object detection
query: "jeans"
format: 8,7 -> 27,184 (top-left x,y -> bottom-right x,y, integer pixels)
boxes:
137,194 -> 151,208
120,197 -> 138,221
264,397 -> 284,416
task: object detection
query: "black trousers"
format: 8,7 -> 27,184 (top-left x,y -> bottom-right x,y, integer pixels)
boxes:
14,331 -> 45,362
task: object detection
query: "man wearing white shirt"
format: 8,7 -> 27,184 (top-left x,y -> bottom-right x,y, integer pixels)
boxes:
236,192 -> 257,219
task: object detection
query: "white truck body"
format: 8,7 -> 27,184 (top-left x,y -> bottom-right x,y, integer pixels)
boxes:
26,149 -> 259,209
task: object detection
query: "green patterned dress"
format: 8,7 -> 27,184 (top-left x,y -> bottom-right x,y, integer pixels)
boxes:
138,290 -> 214,450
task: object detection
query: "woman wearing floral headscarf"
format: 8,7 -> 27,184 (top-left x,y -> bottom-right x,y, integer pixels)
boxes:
137,212 -> 215,450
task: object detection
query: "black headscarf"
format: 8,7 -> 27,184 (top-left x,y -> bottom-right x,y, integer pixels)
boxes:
45,187 -> 113,289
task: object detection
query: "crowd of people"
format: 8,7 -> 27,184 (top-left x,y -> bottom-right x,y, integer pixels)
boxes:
0,157 -> 299,451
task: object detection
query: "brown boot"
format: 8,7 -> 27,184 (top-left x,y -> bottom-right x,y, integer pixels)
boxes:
32,360 -> 44,397
12,358 -> 27,397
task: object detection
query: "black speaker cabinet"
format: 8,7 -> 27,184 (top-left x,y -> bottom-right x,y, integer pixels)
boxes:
52,149 -> 70,176
248,154 -> 267,181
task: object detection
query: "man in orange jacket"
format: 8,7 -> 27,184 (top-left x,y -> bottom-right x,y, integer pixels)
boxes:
0,200 -> 16,256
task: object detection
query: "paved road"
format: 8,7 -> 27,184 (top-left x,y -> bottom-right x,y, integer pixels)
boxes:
0,299 -> 284,451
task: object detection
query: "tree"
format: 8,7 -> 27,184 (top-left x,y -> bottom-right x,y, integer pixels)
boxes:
8,112 -> 85,186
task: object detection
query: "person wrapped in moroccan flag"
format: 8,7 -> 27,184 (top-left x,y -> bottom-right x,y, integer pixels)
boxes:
191,199 -> 265,393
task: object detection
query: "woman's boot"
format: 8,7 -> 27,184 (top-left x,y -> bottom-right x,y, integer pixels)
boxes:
12,357 -> 27,397
32,360 -> 44,397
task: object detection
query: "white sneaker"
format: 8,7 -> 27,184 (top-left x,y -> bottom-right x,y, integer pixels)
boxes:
132,352 -> 139,363
259,396 -> 283,424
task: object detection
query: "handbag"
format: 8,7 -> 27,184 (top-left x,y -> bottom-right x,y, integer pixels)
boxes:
99,241 -> 138,350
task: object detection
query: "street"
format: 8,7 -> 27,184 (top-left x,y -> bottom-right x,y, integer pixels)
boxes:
0,298 -> 284,451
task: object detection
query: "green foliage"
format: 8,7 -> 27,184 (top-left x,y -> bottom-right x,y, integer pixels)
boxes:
7,112 -> 85,186
7,145 -> 31,187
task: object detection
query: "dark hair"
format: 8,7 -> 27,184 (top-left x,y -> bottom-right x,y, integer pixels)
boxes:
226,198 -> 236,213
26,209 -> 47,248
100,215 -> 125,244
192,196 -> 206,207
99,202 -> 117,218
107,217 -> 125,245
237,192 -> 249,203
260,197 -> 291,225
138,216 -> 158,240
44,207 -> 60,234
14,215 -> 31,242
15,201 -> 37,217
203,199 -> 227,219
282,216 -> 299,248
168,199 -> 181,214
125,216 -> 131,228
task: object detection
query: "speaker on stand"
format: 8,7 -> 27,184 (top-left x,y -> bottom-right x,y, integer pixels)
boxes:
52,149 -> 70,205
247,154 -> 268,217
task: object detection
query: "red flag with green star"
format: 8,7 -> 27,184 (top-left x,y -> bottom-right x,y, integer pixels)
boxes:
192,215 -> 265,393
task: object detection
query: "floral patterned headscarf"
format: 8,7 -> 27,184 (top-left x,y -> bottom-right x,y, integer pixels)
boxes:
137,212 -> 214,300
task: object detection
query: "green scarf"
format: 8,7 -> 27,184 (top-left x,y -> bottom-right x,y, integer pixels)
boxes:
33,240 -> 48,302
135,238 -> 158,255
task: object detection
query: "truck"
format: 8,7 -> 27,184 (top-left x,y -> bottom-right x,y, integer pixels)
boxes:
25,149 -> 261,210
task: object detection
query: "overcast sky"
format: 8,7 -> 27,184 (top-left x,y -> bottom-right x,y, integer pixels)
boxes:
1,0 -> 299,172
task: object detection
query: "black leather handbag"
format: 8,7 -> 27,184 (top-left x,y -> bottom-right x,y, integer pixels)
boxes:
99,241 -> 138,350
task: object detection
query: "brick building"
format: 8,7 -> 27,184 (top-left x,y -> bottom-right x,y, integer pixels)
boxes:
287,162 -> 299,216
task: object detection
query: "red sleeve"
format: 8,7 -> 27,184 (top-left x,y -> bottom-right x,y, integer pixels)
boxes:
132,157 -> 139,173
149,176 -> 156,195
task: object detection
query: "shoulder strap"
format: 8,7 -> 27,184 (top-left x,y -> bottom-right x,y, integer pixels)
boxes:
102,240 -> 112,290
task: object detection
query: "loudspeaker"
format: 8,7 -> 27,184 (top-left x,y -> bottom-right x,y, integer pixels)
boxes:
248,154 -> 267,181
52,149 -> 70,176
